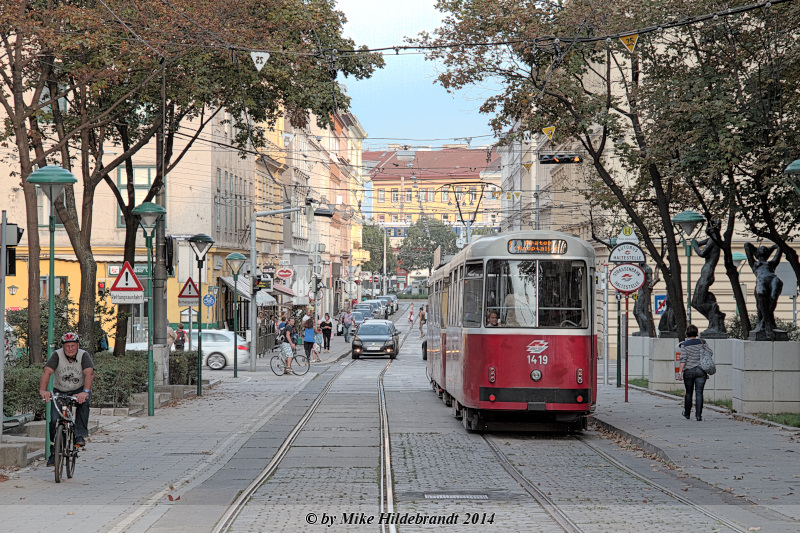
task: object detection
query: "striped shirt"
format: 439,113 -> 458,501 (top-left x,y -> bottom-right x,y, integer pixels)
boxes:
679,338 -> 709,370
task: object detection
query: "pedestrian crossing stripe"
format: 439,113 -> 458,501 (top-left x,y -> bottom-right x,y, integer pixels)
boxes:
110,261 -> 144,291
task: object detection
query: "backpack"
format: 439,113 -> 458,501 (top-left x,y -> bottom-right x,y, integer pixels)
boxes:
175,330 -> 186,345
699,341 -> 717,375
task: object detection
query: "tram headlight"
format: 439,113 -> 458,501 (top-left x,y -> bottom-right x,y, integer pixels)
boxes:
530,369 -> 542,382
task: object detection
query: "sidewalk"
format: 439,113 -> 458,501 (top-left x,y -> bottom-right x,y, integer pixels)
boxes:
593,382 -> 800,524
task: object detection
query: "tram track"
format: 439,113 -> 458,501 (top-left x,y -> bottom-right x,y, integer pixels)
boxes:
213,302 -> 418,533
484,432 -> 750,533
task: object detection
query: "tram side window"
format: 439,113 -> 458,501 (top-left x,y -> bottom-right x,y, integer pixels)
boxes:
485,260 -> 538,327
442,279 -> 449,327
463,263 -> 484,327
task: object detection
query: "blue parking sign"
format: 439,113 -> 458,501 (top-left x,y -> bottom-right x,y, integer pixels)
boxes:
654,294 -> 667,316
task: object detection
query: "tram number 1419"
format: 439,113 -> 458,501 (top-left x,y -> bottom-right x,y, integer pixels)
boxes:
527,354 -> 548,365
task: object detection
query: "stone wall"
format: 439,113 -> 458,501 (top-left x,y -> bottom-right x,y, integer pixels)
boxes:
732,340 -> 800,414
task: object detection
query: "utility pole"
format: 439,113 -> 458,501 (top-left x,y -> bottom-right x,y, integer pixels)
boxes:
153,59 -> 168,347
382,226 -> 387,295
535,184 -> 540,230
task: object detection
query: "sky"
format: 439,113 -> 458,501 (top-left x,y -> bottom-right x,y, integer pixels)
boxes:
334,0 -> 498,150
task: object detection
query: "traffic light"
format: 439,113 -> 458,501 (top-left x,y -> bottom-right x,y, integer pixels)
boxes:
538,154 -> 583,164
164,236 -> 175,276
98,281 -> 106,297
4,223 -> 23,276
252,275 -> 262,294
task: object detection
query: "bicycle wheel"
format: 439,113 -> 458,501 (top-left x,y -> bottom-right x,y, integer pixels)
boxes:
292,354 -> 310,376
270,355 -> 285,376
53,426 -> 64,483
66,425 -> 76,479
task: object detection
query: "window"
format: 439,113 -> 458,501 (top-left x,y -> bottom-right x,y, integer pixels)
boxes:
36,188 -> 64,227
391,189 -> 399,202
463,262 -> 484,327
378,214 -> 385,223
470,187 -> 477,202
428,189 -> 435,202
406,214 -> 412,223
442,213 -> 449,222
117,166 -> 156,227
484,260 -> 587,328
40,276 -> 68,299
419,189 -> 426,203
490,213 -> 496,224
442,190 -> 449,203
405,190 -> 412,202
378,189 -> 385,203
216,168 -> 221,191
456,187 -> 463,201
392,214 -> 399,223
224,171 -> 229,231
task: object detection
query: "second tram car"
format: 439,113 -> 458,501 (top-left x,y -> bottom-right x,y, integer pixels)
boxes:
426,231 -> 597,431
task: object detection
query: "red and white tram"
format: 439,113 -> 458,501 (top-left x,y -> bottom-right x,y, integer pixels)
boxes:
426,231 -> 597,431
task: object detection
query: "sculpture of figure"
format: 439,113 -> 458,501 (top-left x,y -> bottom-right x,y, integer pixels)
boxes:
657,295 -> 678,337
691,229 -> 727,338
633,263 -> 659,337
744,242 -> 787,340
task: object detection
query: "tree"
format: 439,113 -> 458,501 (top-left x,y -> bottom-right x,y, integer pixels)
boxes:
361,224 -> 397,275
1,0 -> 384,358
397,218 -> 457,274
414,0 -> 800,338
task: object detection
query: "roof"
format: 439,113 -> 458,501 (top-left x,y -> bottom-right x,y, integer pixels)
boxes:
220,276 -> 277,306
363,148 -> 499,183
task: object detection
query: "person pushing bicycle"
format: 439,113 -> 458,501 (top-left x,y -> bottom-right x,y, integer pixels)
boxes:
39,332 -> 95,466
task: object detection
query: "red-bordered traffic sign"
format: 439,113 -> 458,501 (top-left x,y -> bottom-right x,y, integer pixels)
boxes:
609,264 -> 646,295
178,278 -> 199,306
110,261 -> 144,291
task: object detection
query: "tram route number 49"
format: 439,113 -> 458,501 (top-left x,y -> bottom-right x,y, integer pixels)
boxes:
527,354 -> 548,365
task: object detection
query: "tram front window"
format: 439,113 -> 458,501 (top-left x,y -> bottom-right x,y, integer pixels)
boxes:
485,259 -> 587,328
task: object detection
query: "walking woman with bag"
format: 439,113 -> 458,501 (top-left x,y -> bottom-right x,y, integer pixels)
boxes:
678,324 -> 711,421
302,317 -> 317,363
320,313 -> 333,352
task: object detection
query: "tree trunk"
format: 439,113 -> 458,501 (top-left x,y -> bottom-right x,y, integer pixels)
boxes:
22,181 -> 44,363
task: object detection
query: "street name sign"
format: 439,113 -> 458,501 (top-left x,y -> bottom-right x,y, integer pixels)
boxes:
178,277 -> 200,307
609,264 -> 646,295
609,243 -> 646,264
110,261 -> 144,304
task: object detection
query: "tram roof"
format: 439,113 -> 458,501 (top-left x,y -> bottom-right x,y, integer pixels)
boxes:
456,230 -> 594,264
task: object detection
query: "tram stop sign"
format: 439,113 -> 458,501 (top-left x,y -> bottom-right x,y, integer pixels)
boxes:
609,263 -> 646,295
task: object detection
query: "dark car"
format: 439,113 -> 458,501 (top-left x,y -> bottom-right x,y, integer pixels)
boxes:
352,320 -> 400,359
352,311 -> 367,330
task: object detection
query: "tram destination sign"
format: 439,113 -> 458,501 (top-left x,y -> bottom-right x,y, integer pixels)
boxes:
609,263 -> 646,294
508,239 -> 567,255
609,243 -> 646,264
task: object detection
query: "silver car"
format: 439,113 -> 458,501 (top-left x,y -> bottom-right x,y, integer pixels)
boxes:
125,329 -> 249,370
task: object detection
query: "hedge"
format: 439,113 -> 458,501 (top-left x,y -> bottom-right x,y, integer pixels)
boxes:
168,351 -> 200,386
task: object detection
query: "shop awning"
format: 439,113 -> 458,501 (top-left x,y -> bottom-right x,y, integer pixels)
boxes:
220,276 -> 277,306
272,283 -> 296,297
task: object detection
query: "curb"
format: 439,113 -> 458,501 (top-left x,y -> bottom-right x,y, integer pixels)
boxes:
589,417 -> 674,464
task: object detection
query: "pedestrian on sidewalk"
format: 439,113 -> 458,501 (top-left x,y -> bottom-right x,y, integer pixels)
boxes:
303,317 -> 317,362
679,324 -> 709,421
280,317 -> 297,374
174,323 -> 187,351
419,306 -> 426,337
341,308 -> 354,342
166,321 -> 176,351
409,306 -> 414,324
320,313 -> 333,352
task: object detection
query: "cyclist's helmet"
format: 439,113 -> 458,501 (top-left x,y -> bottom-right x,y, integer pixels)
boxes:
61,332 -> 80,345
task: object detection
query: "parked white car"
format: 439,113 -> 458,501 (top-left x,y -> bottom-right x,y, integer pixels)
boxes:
125,329 -> 249,370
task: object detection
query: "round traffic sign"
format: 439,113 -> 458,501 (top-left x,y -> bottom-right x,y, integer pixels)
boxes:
276,267 -> 293,279
609,264 -> 646,294
202,294 -> 216,307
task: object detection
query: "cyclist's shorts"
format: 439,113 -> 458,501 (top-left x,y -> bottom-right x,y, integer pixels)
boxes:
280,342 -> 294,359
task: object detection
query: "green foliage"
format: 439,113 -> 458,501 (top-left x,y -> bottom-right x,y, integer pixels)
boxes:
397,218 -> 458,272
90,352 -> 149,407
6,290 -> 77,356
169,351 -> 200,386
726,313 -> 799,341
397,293 -> 429,299
2,364 -> 44,420
629,378 -> 649,388
362,224 -> 398,273
756,413 -> 800,428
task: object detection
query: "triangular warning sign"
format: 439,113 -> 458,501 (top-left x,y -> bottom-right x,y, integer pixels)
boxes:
523,163 -> 532,171
110,261 -> 144,292
178,278 -> 199,299
505,192 -> 512,200
492,191 -> 501,199
250,51 -> 270,72
513,191 -> 522,200
542,126 -> 555,140
620,34 -> 639,53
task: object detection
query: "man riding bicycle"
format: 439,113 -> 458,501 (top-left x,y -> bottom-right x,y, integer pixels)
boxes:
39,332 -> 94,466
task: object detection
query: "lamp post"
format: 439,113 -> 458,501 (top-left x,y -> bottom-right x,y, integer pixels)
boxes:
132,202 -> 166,416
225,252 -> 246,378
28,166 -> 77,455
784,158 -> 800,198
188,234 -> 214,395
732,252 -> 747,317
671,211 -> 705,324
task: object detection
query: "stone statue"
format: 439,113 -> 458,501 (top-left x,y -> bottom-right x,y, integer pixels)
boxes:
691,232 -> 727,338
744,242 -> 787,341
633,263 -> 658,337
657,295 -> 678,338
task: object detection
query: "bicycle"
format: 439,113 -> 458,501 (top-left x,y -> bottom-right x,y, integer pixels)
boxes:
270,342 -> 309,376
50,393 -> 80,483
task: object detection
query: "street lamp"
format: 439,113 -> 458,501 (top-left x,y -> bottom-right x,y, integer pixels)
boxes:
784,158 -> 800,198
132,202 -> 166,416
671,210 -> 705,324
188,233 -> 214,395
8,285 -> 18,295
28,165 -> 77,457
732,252 -> 748,318
225,252 -> 247,378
